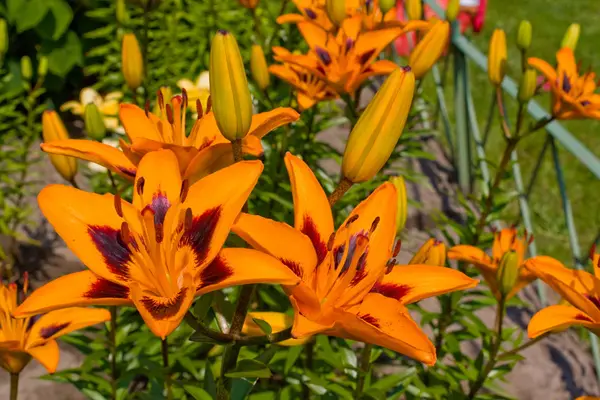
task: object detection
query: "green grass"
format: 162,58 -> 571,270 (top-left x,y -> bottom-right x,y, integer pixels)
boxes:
433,0 -> 600,264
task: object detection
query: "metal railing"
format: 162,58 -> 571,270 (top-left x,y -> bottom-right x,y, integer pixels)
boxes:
423,0 -> 600,380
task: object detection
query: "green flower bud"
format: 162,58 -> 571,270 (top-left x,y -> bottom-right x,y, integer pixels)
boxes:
518,68 -> 536,103
390,176 -> 408,235
21,56 -> 32,81
0,19 -> 8,57
561,23 -> 580,51
517,20 -> 532,51
116,0 -> 129,24
496,250 -> 520,298
379,0 -> 395,13
446,0 -> 460,22
84,103 -> 107,141
37,56 -> 48,78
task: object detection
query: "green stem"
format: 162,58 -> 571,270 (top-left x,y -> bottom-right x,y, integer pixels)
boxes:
302,341 -> 314,399
110,306 -> 118,400
497,333 -> 549,361
142,5 -> 150,103
355,343 -> 373,397
468,298 -> 505,399
162,338 -> 173,400
10,373 -> 19,400
250,7 -> 264,44
342,93 -> 359,128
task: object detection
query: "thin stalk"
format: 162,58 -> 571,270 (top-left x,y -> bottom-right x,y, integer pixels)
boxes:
10,373 -> 19,400
107,170 -> 118,193
302,341 -> 314,399
468,298 -> 505,399
342,93 -> 359,128
495,88 -> 512,139
109,306 -> 118,400
497,333 -> 549,361
328,177 -> 353,207
142,5 -> 150,104
250,7 -> 265,44
162,338 -> 173,400
432,53 -> 451,130
355,344 -> 373,397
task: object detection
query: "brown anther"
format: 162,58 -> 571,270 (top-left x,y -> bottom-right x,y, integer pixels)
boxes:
157,90 -> 165,110
393,240 -> 402,257
155,223 -> 164,243
136,177 -> 145,196
144,100 -> 151,117
119,222 -> 131,246
590,243 -> 597,260
370,217 -> 380,233
23,271 -> 29,295
196,99 -> 203,118
385,259 -> 395,274
206,96 -> 212,113
114,193 -> 124,218
166,104 -> 174,124
180,179 -> 189,203
327,232 -> 336,251
528,234 -> 535,245
345,214 -> 359,227
182,88 -> 188,109
184,208 -> 193,232
434,239 -> 443,246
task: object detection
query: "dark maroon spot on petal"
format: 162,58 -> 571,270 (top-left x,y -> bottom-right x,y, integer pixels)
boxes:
334,245 -> 345,269
197,137 -> 216,152
402,65 -> 412,72
562,73 -> 572,93
118,167 -> 136,178
304,8 -> 317,19
84,278 -> 130,299
142,192 -> 171,227
371,282 -> 411,301
88,225 -> 131,279
198,254 -> 234,289
301,215 -> 328,265
315,46 -> 332,66
140,289 -> 187,320
581,100 -> 591,106
345,38 -> 354,52
39,322 -> 70,339
358,49 -> 376,66
575,313 -> 594,322
281,258 -> 303,278
316,65 -> 326,76
26,315 -> 41,332
179,207 -> 222,266
359,313 -> 380,328
586,294 -> 600,310
350,266 -> 367,286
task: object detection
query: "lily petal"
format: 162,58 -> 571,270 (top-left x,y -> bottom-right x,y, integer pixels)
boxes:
249,108 -> 300,140
292,311 -> 334,338
183,143 -> 234,183
528,304 -> 599,338
448,245 -> 495,273
196,248 -> 300,295
243,311 -> 309,346
41,140 -> 137,179
524,256 -> 600,295
528,57 -> 558,83
336,293 -> 436,365
372,265 -> 478,305
27,340 -> 60,373
284,153 -> 334,264
26,307 -> 111,348
14,271 -> 131,317
119,104 -> 161,142
232,213 -> 318,279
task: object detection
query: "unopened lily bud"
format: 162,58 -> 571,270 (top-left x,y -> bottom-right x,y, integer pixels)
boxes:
561,23 -> 580,51
0,19 -> 8,58
37,56 -> 48,78
517,20 -> 532,51
409,20 -> 450,79
445,0 -> 459,22
209,30 -> 253,141
238,0 -> 259,8
121,33 -> 144,90
342,67 -> 415,183
379,0 -> 395,13
42,111 -> 78,183
496,250 -> 520,298
409,238 -> 446,266
518,68 -> 536,103
488,29 -> 507,86
21,56 -> 32,81
84,103 -> 107,141
390,176 -> 408,234
326,0 -> 346,26
406,0 -> 422,21
116,0 -> 129,24
250,45 -> 270,91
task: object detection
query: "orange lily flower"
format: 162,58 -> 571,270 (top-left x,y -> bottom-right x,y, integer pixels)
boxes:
273,15 -> 406,94
232,153 -> 477,365
270,48 -> 338,110
14,150 -> 300,339
448,228 -> 536,300
1,276 -> 110,374
524,254 -> 600,339
529,47 -> 600,120
40,93 -> 299,183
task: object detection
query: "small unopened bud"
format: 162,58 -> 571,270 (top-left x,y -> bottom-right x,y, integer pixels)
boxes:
406,0 -> 422,21
518,68 -> 536,103
116,0 -> 129,24
21,56 -> 32,81
325,0 -> 346,26
561,23 -> 580,51
517,20 -> 532,51
488,29 -> 507,86
250,45 -> 270,91
0,19 -> 8,58
379,0 -> 395,13
37,56 -> 48,78
409,238 -> 446,266
409,20 -> 450,79
121,33 -> 144,90
42,110 -> 78,183
496,250 -> 520,298
390,176 -> 408,235
445,0 -> 460,22
84,103 -> 107,141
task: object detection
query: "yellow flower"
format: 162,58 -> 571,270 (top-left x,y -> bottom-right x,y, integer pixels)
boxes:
42,110 -> 78,184
342,66 -> 415,183
61,87 -> 123,131
177,72 -> 210,112
488,29 -> 507,86
529,47 -> 600,120
121,33 -> 144,90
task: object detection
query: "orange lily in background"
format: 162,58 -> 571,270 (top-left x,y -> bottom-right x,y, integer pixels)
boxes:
529,47 -> 600,120
232,153 -> 477,365
0,276 -> 110,374
274,15 -> 407,94
270,48 -> 338,110
14,150 -> 300,339
524,253 -> 600,339
41,93 -> 299,183
448,228 -> 536,300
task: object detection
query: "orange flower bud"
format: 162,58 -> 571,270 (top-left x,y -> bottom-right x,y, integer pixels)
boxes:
409,20 -> 450,79
121,33 -> 144,90
406,0 -> 422,20
488,29 -> 507,86
250,45 -> 270,91
42,111 -> 78,183
409,238 -> 446,266
496,250 -> 520,298
390,176 -> 408,234
325,0 -> 346,26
